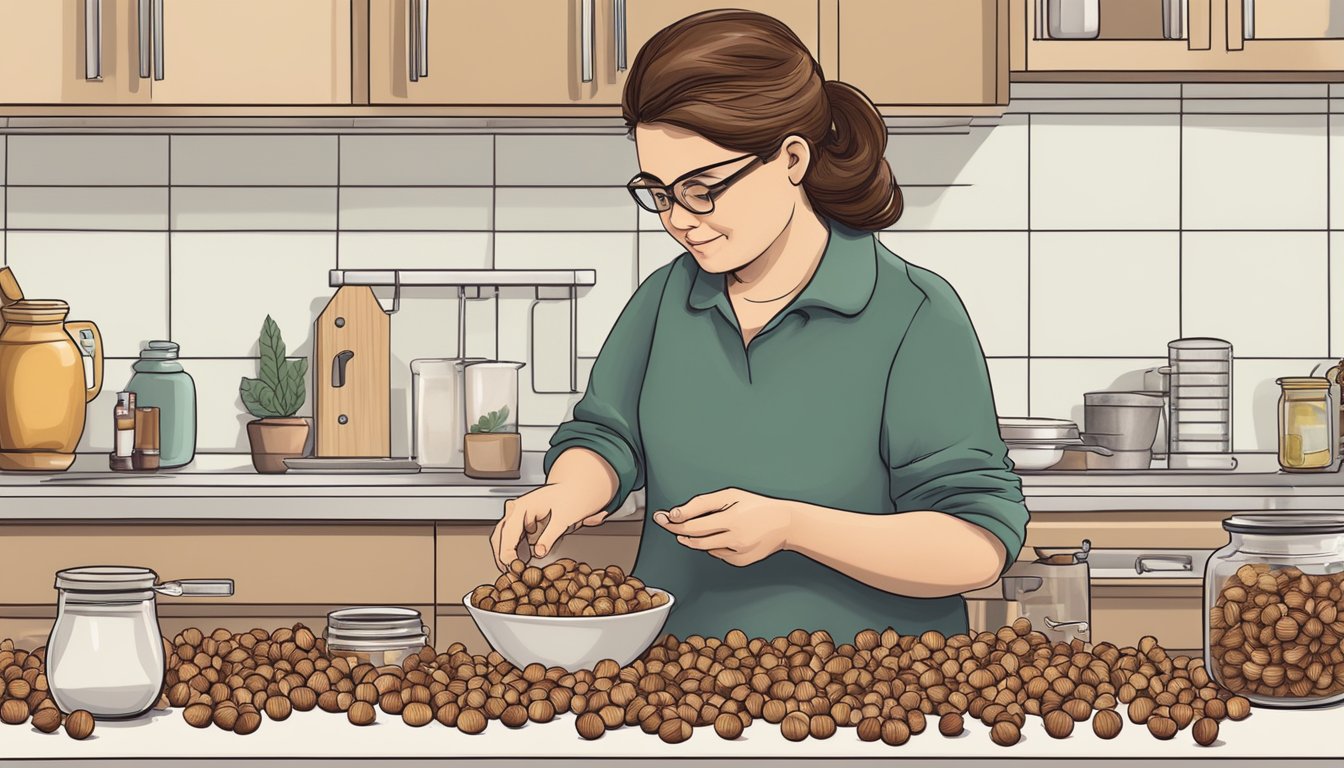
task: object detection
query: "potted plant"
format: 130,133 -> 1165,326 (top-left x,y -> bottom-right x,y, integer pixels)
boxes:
239,316 -> 309,474
464,405 -> 521,479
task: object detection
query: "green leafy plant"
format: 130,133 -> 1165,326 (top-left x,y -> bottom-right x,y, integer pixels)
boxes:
469,406 -> 511,434
239,315 -> 308,419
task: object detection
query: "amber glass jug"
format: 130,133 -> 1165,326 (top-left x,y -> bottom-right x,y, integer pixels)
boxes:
0,300 -> 103,471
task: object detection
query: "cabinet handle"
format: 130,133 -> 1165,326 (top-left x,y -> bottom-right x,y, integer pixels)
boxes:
84,0 -> 101,80
152,0 -> 164,80
408,0 -> 429,82
614,0 -> 626,71
137,0 -> 151,78
580,0 -> 594,82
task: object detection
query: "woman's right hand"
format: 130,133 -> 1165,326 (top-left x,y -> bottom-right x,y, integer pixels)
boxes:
490,483 -> 609,572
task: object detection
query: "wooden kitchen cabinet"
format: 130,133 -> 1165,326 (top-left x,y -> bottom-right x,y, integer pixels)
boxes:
1020,0 -> 1344,74
368,0 -> 607,106
146,0 -> 351,104
594,0 -> 821,103
0,0 -> 149,104
835,0 -> 1010,106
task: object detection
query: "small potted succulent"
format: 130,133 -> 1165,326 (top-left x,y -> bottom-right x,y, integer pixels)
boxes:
239,316 -> 309,474
464,404 -> 521,479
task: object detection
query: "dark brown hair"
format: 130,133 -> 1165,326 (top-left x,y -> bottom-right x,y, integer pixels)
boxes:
621,9 -> 902,232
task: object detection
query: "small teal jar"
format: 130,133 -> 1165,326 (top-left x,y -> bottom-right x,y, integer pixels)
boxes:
126,341 -> 197,468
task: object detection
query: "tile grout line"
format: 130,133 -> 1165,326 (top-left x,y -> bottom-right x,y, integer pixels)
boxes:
1025,113 -> 1031,418
493,134 -> 498,361
1178,84 -> 1183,342
3,133 -> 7,266
1329,106 -> 1333,359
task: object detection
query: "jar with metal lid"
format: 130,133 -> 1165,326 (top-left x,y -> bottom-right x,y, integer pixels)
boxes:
1204,514 -> 1344,708
46,566 -> 233,718
1277,377 -> 1339,472
324,607 -> 430,666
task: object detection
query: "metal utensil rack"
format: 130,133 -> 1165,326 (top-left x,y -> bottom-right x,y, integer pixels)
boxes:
328,269 -> 595,393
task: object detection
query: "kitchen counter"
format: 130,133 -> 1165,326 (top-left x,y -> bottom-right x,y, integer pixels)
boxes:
3,451 -> 1344,519
0,705 -> 1338,767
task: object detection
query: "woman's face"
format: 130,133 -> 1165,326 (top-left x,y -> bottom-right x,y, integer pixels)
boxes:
633,123 -> 810,274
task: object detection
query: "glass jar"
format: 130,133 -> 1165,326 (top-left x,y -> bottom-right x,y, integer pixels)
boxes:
125,341 -> 197,468
1204,514 -> 1344,709
324,607 -> 430,667
1277,377 -> 1338,472
46,567 -> 233,719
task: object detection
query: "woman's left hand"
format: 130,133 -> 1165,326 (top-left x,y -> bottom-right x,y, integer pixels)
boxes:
653,488 -> 796,567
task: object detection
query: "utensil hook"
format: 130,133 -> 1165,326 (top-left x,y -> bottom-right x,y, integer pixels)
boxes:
387,269 -> 401,316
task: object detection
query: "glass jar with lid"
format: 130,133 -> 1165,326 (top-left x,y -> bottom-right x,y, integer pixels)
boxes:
1277,377 -> 1339,472
46,566 -> 233,718
1204,514 -> 1344,708
324,607 -> 430,667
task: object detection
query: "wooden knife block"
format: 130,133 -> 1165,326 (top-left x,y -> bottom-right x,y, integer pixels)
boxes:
315,286 -> 390,457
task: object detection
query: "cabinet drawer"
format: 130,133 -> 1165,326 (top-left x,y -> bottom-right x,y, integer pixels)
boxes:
0,523 -> 434,605
436,521 -> 643,605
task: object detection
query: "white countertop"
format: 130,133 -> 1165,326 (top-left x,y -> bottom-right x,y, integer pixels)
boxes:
3,452 -> 1344,520
0,703 -> 1338,766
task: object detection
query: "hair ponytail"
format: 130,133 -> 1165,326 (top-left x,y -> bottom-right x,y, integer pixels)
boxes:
805,81 -> 902,231
621,9 -> 904,232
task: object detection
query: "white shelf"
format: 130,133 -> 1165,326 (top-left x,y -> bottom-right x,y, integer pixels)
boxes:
329,269 -> 595,288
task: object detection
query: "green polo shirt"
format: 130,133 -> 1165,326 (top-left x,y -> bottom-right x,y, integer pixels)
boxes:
542,221 -> 1029,643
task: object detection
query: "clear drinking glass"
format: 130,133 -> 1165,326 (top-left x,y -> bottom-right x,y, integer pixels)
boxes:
462,361 -> 525,434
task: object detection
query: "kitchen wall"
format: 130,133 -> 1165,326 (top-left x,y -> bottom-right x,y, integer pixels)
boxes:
1,82 -> 1340,456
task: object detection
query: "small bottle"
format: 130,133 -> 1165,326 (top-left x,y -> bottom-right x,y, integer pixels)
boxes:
133,406 -> 160,472
110,392 -> 136,471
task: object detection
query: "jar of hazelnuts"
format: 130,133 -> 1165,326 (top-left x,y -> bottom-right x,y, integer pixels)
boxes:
1205,514 -> 1344,708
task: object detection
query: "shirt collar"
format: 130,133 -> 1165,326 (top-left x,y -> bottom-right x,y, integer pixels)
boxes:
686,221 -> 879,319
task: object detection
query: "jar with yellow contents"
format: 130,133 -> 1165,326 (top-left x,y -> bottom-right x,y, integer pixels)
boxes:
1277,377 -> 1340,472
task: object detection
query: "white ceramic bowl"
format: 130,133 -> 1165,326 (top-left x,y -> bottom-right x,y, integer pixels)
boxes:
462,588 -> 675,671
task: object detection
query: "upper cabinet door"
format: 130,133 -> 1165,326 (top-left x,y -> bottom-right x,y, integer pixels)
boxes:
596,1 -> 821,103
837,0 -> 1008,106
146,0 -> 351,104
1222,0 -> 1344,69
369,0 -> 605,105
0,0 -> 149,104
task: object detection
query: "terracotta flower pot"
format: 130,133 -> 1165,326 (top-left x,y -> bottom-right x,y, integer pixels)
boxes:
463,432 -> 521,479
246,418 -> 309,474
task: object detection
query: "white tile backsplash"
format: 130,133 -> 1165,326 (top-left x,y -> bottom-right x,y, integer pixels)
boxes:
172,188 -> 337,231
885,114 -> 1028,230
495,135 -> 638,186
494,187 -> 635,231
1181,231 -> 1328,358
171,233 -> 334,358
340,135 -> 494,186
339,187 -> 492,231
4,232 -> 169,357
494,233 -> 637,358
337,232 -> 492,270
7,187 -> 168,230
1183,113 -> 1328,230
1030,231 -> 1179,357
1030,113 -> 1180,230
8,98 -> 1344,451
879,231 -> 1028,357
8,136 -> 167,185
172,136 -> 337,186
985,358 -> 1028,419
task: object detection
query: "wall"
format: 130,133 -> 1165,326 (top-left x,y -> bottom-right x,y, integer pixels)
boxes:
1,82 -> 1339,456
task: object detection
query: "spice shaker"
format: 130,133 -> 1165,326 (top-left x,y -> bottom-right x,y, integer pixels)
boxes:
110,391 -> 136,471
133,406 -> 160,471
125,340 -> 197,467
46,566 -> 234,718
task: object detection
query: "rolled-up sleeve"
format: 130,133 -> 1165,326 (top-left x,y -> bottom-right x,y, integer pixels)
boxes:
542,265 -> 673,515
881,278 -> 1029,576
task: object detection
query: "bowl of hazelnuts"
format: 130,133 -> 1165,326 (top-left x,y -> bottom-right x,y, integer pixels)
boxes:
464,558 -> 674,670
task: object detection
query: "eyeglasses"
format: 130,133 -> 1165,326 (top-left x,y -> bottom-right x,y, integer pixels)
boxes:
626,152 -> 771,215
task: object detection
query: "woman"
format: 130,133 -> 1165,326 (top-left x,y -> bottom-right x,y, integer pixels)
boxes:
490,9 -> 1029,643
